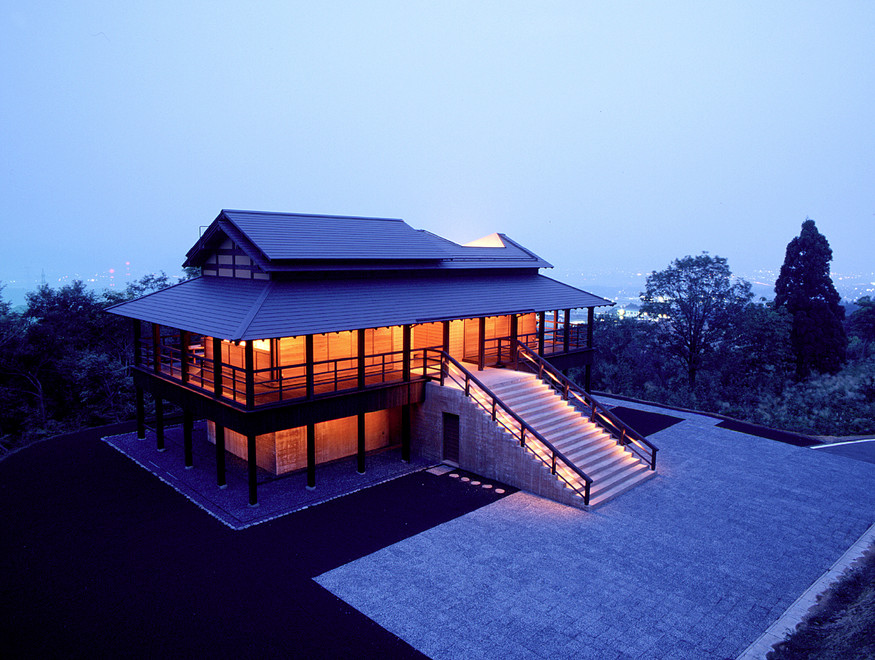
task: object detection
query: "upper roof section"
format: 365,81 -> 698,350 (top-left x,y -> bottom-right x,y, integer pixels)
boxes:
183,209 -> 551,273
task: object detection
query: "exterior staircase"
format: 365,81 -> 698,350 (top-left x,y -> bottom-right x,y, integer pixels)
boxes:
488,372 -> 655,507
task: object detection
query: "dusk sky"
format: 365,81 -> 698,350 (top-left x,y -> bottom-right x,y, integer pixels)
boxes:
2,2 -> 873,299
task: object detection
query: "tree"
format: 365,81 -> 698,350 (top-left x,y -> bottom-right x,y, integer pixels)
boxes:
641,253 -> 752,389
774,218 -> 847,378
848,296 -> 875,358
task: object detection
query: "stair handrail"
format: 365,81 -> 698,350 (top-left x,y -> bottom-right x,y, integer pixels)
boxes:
513,341 -> 658,470
433,349 -> 593,505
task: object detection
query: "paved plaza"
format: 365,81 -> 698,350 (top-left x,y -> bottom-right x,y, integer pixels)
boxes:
316,398 -> 875,659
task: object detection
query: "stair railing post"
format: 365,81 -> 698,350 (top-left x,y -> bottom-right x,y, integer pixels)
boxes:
520,426 -> 526,447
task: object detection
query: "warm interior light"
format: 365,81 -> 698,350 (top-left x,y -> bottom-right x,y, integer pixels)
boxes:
463,233 -> 505,248
253,339 -> 270,351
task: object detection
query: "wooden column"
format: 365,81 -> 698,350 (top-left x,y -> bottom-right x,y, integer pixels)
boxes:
357,329 -> 366,389
442,320 -> 450,354
478,316 -> 486,371
563,309 -> 571,352
152,323 -> 161,373
305,334 -> 315,399
212,337 -> 223,398
402,324 -> 411,381
306,422 -> 316,489
133,319 -> 142,367
155,397 -> 165,451
357,412 -> 366,474
135,386 -> 145,439
183,407 -> 193,468
585,307 -> 595,392
510,314 -> 519,368
180,329 -> 189,382
215,424 -> 226,488
244,340 -> 255,408
247,432 -> 258,505
401,404 -> 411,462
537,312 -> 546,357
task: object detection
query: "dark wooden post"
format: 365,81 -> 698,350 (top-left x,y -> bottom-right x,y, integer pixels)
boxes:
402,324 -> 411,381
135,386 -> 146,439
478,316 -> 486,371
585,307 -> 595,392
563,309 -> 571,352
509,314 -> 518,366
244,340 -> 255,408
212,337 -> 223,398
305,334 -> 315,399
133,320 -> 142,367
180,329 -> 189,382
537,312 -> 545,357
306,422 -> 316,489
215,424 -> 226,488
155,397 -> 165,451
357,329 -> 366,389
442,320 -> 450,354
247,432 -> 258,505
183,407 -> 193,468
357,412 -> 366,474
152,323 -> 161,373
401,404 -> 411,462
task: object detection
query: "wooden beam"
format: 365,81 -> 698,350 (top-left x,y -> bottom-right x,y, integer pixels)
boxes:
357,412 -> 366,474
180,329 -> 189,383
135,385 -> 145,439
586,307 -> 595,392
244,340 -> 255,408
212,337 -> 223,399
247,432 -> 258,506
183,407 -> 193,468
478,316 -> 486,371
216,424 -> 226,488
442,320 -> 450,354
155,396 -> 165,451
306,422 -> 316,489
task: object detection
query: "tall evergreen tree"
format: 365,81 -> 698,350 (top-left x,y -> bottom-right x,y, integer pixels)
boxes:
774,218 -> 846,378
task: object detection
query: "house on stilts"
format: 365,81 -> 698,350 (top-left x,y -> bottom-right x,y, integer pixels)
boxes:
107,210 -> 657,509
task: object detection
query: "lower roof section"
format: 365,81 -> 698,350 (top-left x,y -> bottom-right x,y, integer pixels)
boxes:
107,274 -> 612,341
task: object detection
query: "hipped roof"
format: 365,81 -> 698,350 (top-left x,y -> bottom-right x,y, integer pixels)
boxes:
107,274 -> 612,341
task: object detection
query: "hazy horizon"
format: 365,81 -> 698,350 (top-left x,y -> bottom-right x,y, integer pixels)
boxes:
2,3 -> 873,302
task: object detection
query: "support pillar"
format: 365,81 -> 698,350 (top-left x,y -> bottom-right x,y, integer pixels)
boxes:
183,407 -> 193,468
537,311 -> 545,357
357,329 -> 366,389
180,329 -> 189,383
585,307 -> 595,392
305,335 -> 315,399
401,404 -> 411,462
357,412 -> 366,474
478,316 -> 486,371
402,324 -> 411,381
135,386 -> 146,439
212,337 -> 223,398
215,424 -> 226,488
563,309 -> 571,352
155,397 -> 165,451
306,423 -> 316,489
244,340 -> 255,408
247,432 -> 258,506
509,314 -> 519,366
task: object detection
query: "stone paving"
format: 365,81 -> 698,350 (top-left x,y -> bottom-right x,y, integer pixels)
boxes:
316,399 -> 875,659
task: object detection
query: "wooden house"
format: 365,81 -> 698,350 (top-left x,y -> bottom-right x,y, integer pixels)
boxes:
108,210 -> 657,509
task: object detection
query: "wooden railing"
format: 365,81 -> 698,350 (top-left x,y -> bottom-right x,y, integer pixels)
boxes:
514,341 -> 658,470
435,349 -> 593,504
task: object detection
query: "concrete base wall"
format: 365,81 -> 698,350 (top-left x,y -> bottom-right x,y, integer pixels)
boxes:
412,382 -> 585,509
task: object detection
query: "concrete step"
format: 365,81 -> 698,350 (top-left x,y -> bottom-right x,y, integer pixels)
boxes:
588,467 -> 656,508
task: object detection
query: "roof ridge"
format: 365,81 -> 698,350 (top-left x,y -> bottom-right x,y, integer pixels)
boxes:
232,280 -> 274,340
221,209 -> 404,222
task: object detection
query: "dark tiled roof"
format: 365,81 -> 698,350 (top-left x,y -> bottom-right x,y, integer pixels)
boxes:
107,275 -> 612,340
184,210 -> 551,271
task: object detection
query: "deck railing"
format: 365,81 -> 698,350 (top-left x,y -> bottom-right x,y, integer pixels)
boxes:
513,341 -> 658,470
435,349 -> 593,504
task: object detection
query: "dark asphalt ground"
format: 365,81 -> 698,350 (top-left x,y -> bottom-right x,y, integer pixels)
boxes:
0,434 -> 513,659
